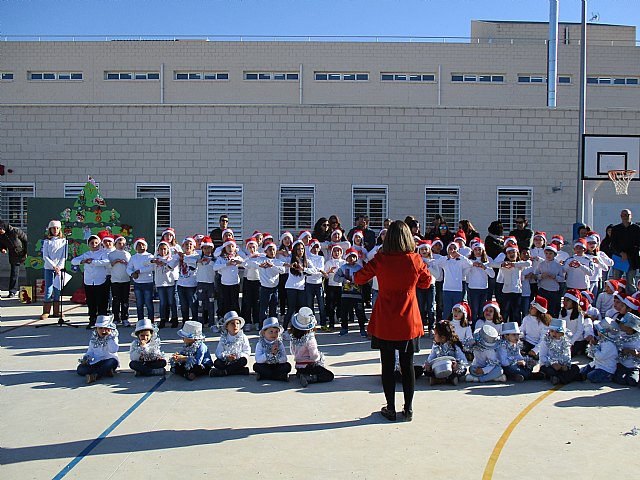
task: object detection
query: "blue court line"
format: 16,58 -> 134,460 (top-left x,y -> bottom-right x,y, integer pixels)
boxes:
52,376 -> 166,480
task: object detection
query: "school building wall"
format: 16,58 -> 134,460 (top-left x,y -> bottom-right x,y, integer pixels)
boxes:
1,103 -> 639,241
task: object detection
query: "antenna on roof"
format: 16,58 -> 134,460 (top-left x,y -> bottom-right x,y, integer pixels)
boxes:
589,13 -> 600,22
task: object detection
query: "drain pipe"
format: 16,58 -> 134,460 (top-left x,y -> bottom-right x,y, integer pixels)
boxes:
299,63 -> 303,105
160,63 -> 165,104
547,0 -> 559,108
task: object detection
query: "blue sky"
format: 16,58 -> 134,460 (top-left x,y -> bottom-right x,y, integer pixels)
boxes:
1,0 -> 639,39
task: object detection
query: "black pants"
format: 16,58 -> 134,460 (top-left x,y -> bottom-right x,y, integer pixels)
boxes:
220,283 -> 240,317
278,273 -> 288,315
111,281 -> 130,322
173,363 -> 211,379
8,262 -> 21,293
213,357 -> 248,375
538,287 -> 561,318
435,280 -> 444,321
296,364 -> 334,383
129,359 -> 166,375
253,362 -> 292,380
241,278 -> 260,326
85,282 -> 109,324
380,349 -> 415,411
571,340 -> 589,357
283,288 -> 307,330
325,285 -> 342,328
340,296 -> 366,329
540,364 -> 580,384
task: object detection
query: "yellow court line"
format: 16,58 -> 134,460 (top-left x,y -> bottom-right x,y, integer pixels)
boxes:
482,385 -> 563,480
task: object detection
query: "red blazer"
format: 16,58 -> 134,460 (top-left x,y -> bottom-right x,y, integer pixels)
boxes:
354,251 -> 432,341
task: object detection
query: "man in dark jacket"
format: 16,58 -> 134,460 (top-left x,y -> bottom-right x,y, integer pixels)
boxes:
509,216 -> 533,249
611,209 -> 640,294
0,220 -> 28,298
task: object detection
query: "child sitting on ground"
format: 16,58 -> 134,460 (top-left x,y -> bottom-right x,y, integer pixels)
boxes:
581,318 -> 620,383
498,322 -> 541,382
77,315 -> 119,384
474,300 -> 503,336
253,317 -> 291,382
417,320 -> 467,386
538,319 -> 581,385
465,324 -> 506,382
210,311 -> 251,377
614,312 -> 640,386
520,296 -> 552,357
129,319 -> 166,376
289,307 -> 335,387
170,321 -> 213,380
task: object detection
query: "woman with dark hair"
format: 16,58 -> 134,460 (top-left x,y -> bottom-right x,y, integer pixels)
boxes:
328,215 -> 345,237
485,220 -> 505,302
458,219 -> 480,244
354,221 -> 432,422
435,221 -> 454,246
312,217 -> 331,243
600,224 -> 615,262
407,219 -> 423,240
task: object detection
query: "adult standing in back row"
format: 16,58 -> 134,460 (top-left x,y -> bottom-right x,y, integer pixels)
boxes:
610,209 -> 640,294
0,220 -> 28,298
354,220 -> 432,423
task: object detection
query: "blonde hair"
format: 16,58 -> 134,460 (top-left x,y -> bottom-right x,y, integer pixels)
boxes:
382,220 -> 416,253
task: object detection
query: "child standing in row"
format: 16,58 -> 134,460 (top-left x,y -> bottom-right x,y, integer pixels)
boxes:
466,241 -> 494,328
77,315 -> 119,383
241,237 -> 262,331
126,238 -> 155,323
335,248 -> 367,336
520,296 -> 551,356
129,319 -> 166,376
306,239 -> 328,328
210,311 -> 251,377
176,237 -> 200,325
108,236 -> 131,327
171,321 -> 213,380
289,307 -> 334,387
152,241 -> 179,328
72,234 -> 111,329
323,244 -> 345,331
253,317 -> 291,382
214,239 -> 244,317
254,242 -> 286,321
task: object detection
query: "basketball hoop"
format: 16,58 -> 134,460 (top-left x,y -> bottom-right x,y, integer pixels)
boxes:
608,170 -> 636,195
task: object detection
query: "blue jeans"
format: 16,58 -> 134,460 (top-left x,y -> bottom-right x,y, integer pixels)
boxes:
467,288 -> 486,329
157,285 -> 175,321
259,285 -> 279,321
416,286 -> 435,329
133,282 -> 154,321
371,288 -> 378,308
501,292 -> 522,324
442,290 -> 464,321
177,285 -> 198,323
77,358 -> 118,378
581,364 -> 613,383
469,364 -> 503,382
306,282 -> 327,326
520,294 -> 531,321
43,268 -> 60,302
503,364 -> 533,380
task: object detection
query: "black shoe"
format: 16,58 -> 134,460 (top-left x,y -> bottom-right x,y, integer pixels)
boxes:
7,292 -> 17,299
380,406 -> 396,421
401,408 -> 413,422
170,319 -> 179,328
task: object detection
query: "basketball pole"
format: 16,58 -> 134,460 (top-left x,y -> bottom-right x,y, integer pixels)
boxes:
576,0 -> 587,229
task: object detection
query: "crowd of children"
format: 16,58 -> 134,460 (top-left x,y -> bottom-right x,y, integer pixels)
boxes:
59,216 -> 640,391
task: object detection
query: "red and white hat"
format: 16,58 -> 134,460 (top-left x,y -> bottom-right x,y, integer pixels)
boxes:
454,230 -> 467,244
564,289 -> 585,310
533,231 -> 547,241
252,230 -> 262,237
193,233 -> 205,241
453,302 -> 471,319
156,240 -> 170,251
309,238 -> 321,249
605,279 -> 620,293
298,230 -> 312,240
581,290 -> 595,305
530,295 -> 548,314
133,237 -> 147,249
101,233 -> 115,244
471,240 -> 484,250
86,234 -> 100,244
263,240 -> 277,251
586,231 -> 600,243
483,300 -> 501,315
551,234 -> 565,245
114,236 -> 126,244
344,247 -> 359,259
618,279 -> 628,291
331,243 -> 344,253
262,233 -> 274,242
245,237 -> 259,248
544,244 -> 558,254
615,291 -> 640,311
161,227 -> 176,238
280,231 -> 294,242
200,236 -> 214,247
505,245 -> 519,253
182,236 -> 196,246
352,230 -> 364,239
432,237 -> 443,248
585,234 -> 599,244
504,236 -> 518,246
331,229 -> 343,239
573,238 -> 587,249
416,239 -> 431,251
222,228 -> 234,238
222,238 -> 237,250
447,242 -> 459,251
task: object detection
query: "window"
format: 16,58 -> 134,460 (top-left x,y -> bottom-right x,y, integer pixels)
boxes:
497,188 -> 533,233
207,184 -> 243,240
587,76 -> 639,86
28,72 -> 83,81
1,72 -> 14,81
280,185 -> 315,234
451,74 -> 504,83
0,184 -> 35,232
64,182 -> 100,198
136,184 -> 171,240
175,71 -> 229,81
425,187 -> 460,229
518,75 -> 571,85
380,73 -> 436,83
315,72 -> 369,81
244,72 -> 299,81
352,186 -> 387,232
105,71 -> 160,80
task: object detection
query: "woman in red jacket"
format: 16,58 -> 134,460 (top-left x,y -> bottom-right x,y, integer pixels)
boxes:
354,220 -> 432,422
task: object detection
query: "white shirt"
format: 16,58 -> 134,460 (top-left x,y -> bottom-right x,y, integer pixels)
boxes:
520,314 -> 548,353
177,253 -> 200,287
196,255 -> 216,284
42,237 -> 66,270
306,253 -> 325,285
434,256 -> 473,292
213,255 -> 244,285
71,249 -> 110,285
500,260 -> 532,294
126,252 -> 154,284
108,249 -> 131,283
153,255 -> 179,287
466,257 -> 495,289
563,255 -> 595,290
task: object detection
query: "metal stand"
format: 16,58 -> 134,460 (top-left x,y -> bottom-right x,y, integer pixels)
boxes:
36,239 -> 78,328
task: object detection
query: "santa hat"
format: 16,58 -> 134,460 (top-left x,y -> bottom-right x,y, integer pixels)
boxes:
416,240 -> 431,251
291,239 -> 304,251
454,230 -> 467,244
530,295 -> 548,314
222,238 -> 237,250
252,230 -> 262,237
156,241 -> 170,251
193,234 -> 205,241
447,242 -> 459,251
331,243 -> 344,253
182,237 -> 196,246
101,234 -> 115,244
551,234 -> 565,245
432,238 -> 443,248
344,248 -> 359,259
280,231 -> 294,242
262,233 -> 274,242
615,292 -> 640,311
544,244 -> 558,254
483,300 -> 501,314
585,234 -> 599,244
161,227 -> 175,238
222,228 -> 234,238
96,229 -> 110,240
618,279 -> 628,291
263,241 -> 277,251
377,228 -> 387,238
505,245 -> 518,253
453,302 -> 471,319
413,235 -> 422,243
309,238 -> 321,249
331,229 -> 343,238
86,234 -> 100,244
564,289 -> 585,310
573,238 -> 587,249
581,290 -> 595,305
298,230 -> 312,240
352,230 -> 364,239
470,240 -> 484,250
245,237 -> 258,248
200,236 -> 214,247
586,231 -> 600,243
133,237 -> 147,249
605,279 -> 620,293
114,236 -> 126,244
533,231 -> 547,241
504,236 -> 518,246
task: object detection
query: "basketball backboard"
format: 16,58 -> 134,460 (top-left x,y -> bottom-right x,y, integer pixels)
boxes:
582,134 -> 640,181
